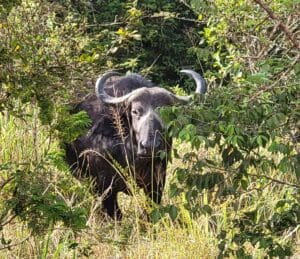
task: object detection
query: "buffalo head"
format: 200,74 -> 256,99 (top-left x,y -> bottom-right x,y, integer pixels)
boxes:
95,70 -> 206,157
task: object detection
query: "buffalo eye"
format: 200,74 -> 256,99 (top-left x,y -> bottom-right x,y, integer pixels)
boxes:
131,108 -> 143,117
131,109 -> 138,116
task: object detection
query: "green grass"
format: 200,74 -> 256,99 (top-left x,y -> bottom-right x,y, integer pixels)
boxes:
0,110 -> 299,258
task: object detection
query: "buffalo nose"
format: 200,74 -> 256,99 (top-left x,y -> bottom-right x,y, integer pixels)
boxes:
137,139 -> 162,156
137,146 -> 147,156
141,139 -> 161,149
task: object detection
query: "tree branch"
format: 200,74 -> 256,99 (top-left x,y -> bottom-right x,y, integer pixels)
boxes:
0,235 -> 30,251
248,173 -> 300,189
248,52 -> 300,102
0,214 -> 17,228
252,0 -> 300,51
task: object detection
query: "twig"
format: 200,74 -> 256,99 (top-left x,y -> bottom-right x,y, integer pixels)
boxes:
206,162 -> 300,189
0,177 -> 14,191
255,22 -> 280,59
282,225 -> 300,241
252,0 -> 300,51
0,235 -> 30,251
248,53 -> 300,102
0,214 -> 17,228
87,22 -> 125,28
178,0 -> 198,15
248,173 -> 300,189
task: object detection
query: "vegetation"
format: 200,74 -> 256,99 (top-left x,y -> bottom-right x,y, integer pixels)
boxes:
0,0 -> 299,258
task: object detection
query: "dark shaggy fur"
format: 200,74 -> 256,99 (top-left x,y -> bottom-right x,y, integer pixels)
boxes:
65,74 -> 171,220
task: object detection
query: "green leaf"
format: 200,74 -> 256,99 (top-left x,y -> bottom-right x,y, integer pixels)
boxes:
268,142 -> 290,154
202,205 -> 212,215
222,146 -> 243,167
241,179 -> 249,190
256,135 -> 268,147
247,72 -> 271,84
150,209 -> 163,223
278,157 -> 291,173
168,205 -> 178,221
169,183 -> 181,198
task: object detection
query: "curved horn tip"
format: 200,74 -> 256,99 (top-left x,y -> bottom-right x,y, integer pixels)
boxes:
180,69 -> 192,73
180,69 -> 200,74
180,69 -> 201,76
95,71 -> 122,101
95,71 -> 122,87
95,71 -> 150,104
180,69 -> 207,95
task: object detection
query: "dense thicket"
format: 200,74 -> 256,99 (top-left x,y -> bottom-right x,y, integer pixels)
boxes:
0,0 -> 299,257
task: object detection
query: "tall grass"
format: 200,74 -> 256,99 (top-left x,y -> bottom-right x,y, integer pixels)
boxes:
0,109 -> 299,258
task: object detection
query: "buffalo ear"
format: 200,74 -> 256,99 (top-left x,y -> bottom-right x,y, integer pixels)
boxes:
152,93 -> 176,107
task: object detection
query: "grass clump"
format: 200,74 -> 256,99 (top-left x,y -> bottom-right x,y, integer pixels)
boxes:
0,110 -> 299,258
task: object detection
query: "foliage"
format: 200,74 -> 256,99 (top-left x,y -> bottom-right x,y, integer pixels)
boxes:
156,0 -> 300,257
0,1 -> 94,239
55,109 -> 91,143
63,0 -> 203,82
0,0 -> 299,257
0,112 -> 89,236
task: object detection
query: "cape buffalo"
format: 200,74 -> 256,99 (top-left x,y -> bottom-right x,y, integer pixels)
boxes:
65,70 -> 206,220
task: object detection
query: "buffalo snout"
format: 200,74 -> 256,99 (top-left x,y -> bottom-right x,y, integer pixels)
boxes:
137,137 -> 163,156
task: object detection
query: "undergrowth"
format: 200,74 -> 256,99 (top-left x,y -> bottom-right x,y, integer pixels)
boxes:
0,109 -> 299,258
0,1 -> 299,257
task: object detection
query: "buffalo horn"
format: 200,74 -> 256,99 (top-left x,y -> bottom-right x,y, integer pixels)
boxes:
95,70 -> 206,105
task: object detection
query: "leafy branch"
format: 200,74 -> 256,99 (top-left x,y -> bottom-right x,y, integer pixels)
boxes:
248,52 -> 300,102
253,0 -> 300,51
248,173 -> 300,189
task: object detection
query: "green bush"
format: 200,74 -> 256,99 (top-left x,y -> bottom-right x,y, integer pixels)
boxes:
0,0 -> 299,257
